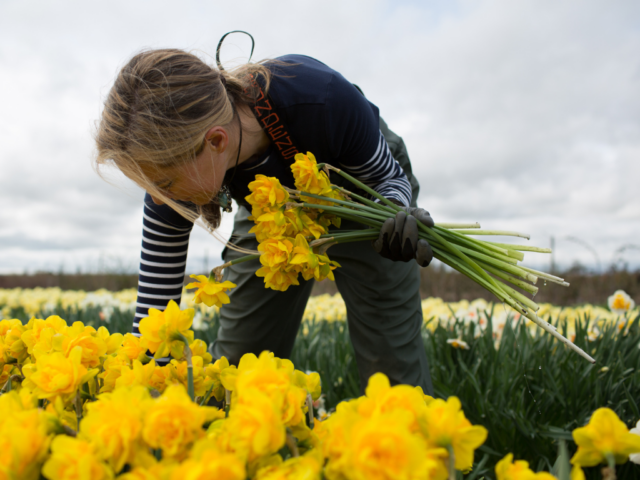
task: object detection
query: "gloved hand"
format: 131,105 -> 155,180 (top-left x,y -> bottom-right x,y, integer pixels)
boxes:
372,207 -> 434,267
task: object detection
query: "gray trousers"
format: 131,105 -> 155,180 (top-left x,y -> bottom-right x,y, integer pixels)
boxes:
212,122 -> 434,395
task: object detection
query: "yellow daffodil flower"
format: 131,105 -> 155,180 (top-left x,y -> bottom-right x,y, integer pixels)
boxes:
120,333 -> 150,363
495,453 -> 557,480
358,373 -> 429,434
142,384 -> 219,460
255,267 -> 300,292
571,407 -> 640,466
223,388 -> 286,464
185,275 -> 236,309
421,396 -> 488,472
22,346 -> 99,402
255,450 -> 322,480
331,410 -> 433,480
80,386 -> 152,473
245,175 -> 290,218
115,359 -> 157,391
53,321 -> 108,368
291,152 -> 332,197
138,300 -> 195,360
99,352 -> 132,393
41,435 -> 113,480
0,391 -> 55,480
169,444 -> 246,480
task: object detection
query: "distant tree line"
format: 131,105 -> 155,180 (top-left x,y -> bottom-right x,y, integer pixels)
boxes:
2,265 -> 638,307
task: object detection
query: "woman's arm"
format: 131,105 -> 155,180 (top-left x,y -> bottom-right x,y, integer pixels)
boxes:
133,194 -> 194,358
325,76 -> 413,207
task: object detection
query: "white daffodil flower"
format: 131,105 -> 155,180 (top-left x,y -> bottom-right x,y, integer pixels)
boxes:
608,290 -> 636,315
447,338 -> 470,350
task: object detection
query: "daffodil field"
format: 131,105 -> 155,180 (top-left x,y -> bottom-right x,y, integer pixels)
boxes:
2,287 -> 640,479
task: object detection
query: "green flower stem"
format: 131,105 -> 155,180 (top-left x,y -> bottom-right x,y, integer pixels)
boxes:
436,222 -> 481,229
229,253 -> 261,265
313,234 -> 378,247
450,242 -> 519,266
519,266 -> 570,287
0,376 -> 11,393
499,282 -> 540,312
474,257 -> 539,284
300,204 -> 385,228
323,165 -> 403,212
485,241 -> 553,254
437,227 -> 523,260
210,254 -> 261,282
436,251 -> 511,305
319,229 -> 380,238
434,227 -> 512,258
285,428 -> 300,457
425,235 -> 522,276
74,390 -> 83,427
435,239 -> 537,282
292,190 -> 395,219
427,226 -> 516,308
301,203 -> 389,222
306,394 -> 315,429
523,310 -> 595,363
476,262 -> 539,295
605,452 -> 616,473
504,249 -> 526,261
172,332 -> 195,401
437,255 -> 589,361
328,212 -> 384,228
451,229 -> 531,240
446,445 -> 456,480
224,389 -> 231,417
443,251 -> 530,318
332,234 -> 379,244
199,383 -> 215,406
333,186 -> 397,214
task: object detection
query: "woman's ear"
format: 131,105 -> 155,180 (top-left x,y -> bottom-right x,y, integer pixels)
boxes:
204,126 -> 229,153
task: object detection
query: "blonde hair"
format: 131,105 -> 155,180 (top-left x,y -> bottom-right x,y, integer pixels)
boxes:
94,48 -> 272,249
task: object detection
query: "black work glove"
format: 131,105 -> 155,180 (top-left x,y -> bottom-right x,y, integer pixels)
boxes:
372,207 -> 434,267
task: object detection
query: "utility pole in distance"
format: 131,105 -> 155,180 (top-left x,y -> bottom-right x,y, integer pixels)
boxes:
550,236 -> 556,274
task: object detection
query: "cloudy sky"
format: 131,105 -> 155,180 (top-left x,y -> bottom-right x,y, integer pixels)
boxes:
1,0 -> 639,276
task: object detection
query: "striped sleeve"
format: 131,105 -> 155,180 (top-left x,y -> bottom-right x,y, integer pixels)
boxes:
134,194 -> 194,364
339,131 -> 412,207
326,74 -> 413,207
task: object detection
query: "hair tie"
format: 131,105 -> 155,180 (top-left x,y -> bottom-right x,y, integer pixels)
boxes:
216,30 -> 255,71
220,75 -> 227,88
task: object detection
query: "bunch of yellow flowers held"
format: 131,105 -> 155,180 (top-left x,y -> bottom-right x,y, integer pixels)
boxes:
3,290 -> 640,479
213,151 -> 595,364
242,152 -> 345,291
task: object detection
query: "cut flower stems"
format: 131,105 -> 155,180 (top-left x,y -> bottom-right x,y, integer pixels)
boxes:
215,154 -> 594,363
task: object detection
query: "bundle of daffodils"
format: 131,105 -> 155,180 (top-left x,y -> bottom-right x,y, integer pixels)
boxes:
209,152 -> 592,362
